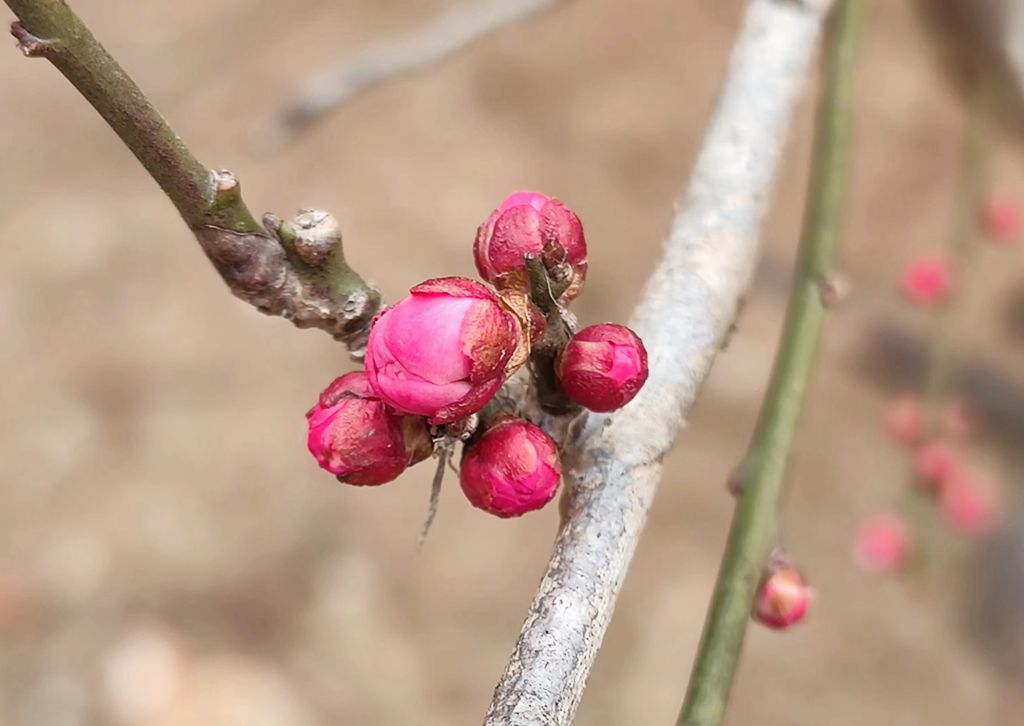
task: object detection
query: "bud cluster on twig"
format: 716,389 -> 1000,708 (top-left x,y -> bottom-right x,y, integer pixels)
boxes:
306,191 -> 648,524
856,190 -> 1020,574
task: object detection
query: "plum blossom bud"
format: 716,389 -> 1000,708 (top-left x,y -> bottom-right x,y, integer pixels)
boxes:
939,466 -> 1002,536
556,323 -> 648,412
852,513 -> 912,574
364,277 -> 524,425
474,191 -> 587,301
913,438 -> 961,490
981,194 -> 1020,245
884,395 -> 925,448
901,256 -> 952,306
939,397 -> 978,440
459,417 -> 561,518
752,566 -> 811,630
306,371 -> 432,486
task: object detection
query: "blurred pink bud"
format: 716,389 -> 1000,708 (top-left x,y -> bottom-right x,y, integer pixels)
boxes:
939,466 -> 1002,536
981,194 -> 1020,245
306,371 -> 432,486
884,395 -> 925,448
474,191 -> 587,300
752,566 -> 811,630
556,323 -> 648,412
913,438 -> 961,489
852,513 -> 912,574
364,277 -> 523,424
459,417 -> 561,518
939,397 -> 978,440
901,256 -> 952,306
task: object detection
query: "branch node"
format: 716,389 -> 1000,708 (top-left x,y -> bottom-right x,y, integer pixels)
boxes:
819,274 -> 850,308
211,168 -> 238,196
10,21 -> 54,57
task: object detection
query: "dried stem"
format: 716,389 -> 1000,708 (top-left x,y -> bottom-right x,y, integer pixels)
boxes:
677,1 -> 865,724
268,0 -> 563,144
5,0 -> 380,350
484,2 -> 833,724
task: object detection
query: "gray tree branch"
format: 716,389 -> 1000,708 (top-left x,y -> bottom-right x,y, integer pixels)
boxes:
484,1 -> 833,724
267,0 -> 563,144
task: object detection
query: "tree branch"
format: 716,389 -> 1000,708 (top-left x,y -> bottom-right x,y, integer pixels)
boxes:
5,0 -> 380,350
678,1 -> 865,724
267,0 -> 563,144
484,1 -> 833,724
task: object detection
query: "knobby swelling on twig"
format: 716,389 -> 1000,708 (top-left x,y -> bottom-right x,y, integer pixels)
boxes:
678,0 -> 866,724
5,0 -> 380,353
483,1 -> 833,724
265,0 -> 563,146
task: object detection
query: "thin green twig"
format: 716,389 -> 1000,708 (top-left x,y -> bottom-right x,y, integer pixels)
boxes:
677,1 -> 866,724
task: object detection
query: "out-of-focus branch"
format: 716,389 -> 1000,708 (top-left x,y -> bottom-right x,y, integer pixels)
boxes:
267,0 -> 562,144
678,1 -> 865,724
483,2 -> 833,724
5,0 -> 380,350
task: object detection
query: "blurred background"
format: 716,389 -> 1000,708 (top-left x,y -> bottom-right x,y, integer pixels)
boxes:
2,0 -> 1024,724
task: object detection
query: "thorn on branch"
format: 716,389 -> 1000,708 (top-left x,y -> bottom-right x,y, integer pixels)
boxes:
10,21 -> 54,58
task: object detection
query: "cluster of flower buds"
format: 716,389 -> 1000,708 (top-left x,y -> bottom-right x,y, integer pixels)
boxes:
854,393 -> 1003,574
870,192 -> 1016,570
305,191 -> 648,519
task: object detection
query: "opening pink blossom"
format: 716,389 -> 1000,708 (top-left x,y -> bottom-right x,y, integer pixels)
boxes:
364,277 -> 522,425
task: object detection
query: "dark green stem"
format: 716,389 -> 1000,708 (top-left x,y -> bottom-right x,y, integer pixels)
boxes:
525,254 -> 577,415
6,0 -> 258,232
677,2 -> 866,724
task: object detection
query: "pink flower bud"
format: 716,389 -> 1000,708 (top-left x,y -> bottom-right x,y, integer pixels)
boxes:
306,371 -> 432,486
852,513 -> 912,574
364,277 -> 524,425
939,465 -> 1001,536
913,438 -> 961,490
752,566 -> 811,630
981,194 -> 1020,245
938,397 -> 978,440
884,395 -> 925,448
901,256 -> 952,306
459,417 -> 561,518
474,191 -> 587,300
556,323 -> 648,412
